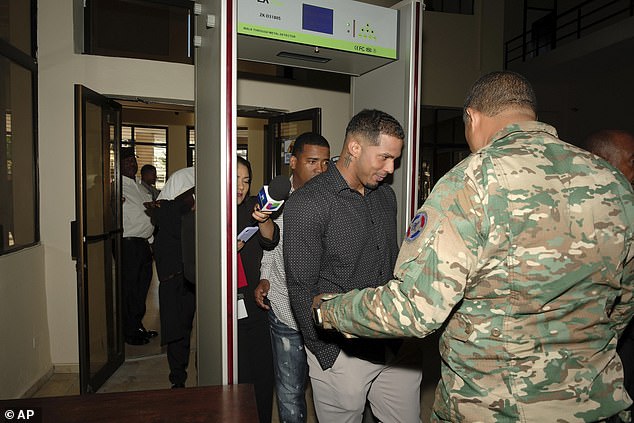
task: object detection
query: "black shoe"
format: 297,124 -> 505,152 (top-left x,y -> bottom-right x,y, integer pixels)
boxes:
140,327 -> 159,339
125,334 -> 149,345
171,383 -> 185,389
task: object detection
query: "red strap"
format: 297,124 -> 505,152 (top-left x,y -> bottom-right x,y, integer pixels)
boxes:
237,253 -> 248,288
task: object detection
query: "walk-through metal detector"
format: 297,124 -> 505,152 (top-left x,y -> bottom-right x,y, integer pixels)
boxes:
194,0 -> 423,385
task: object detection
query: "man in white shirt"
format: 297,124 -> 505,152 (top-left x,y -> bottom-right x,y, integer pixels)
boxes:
254,133 -> 330,423
121,147 -> 157,345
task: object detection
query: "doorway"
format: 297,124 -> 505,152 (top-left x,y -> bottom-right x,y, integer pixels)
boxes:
237,106 -> 322,190
115,98 -> 196,363
74,86 -> 196,392
74,83 -> 320,392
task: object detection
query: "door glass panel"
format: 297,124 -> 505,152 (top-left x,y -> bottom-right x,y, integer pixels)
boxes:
105,121 -> 118,234
87,241 -> 108,376
187,127 -> 196,167
419,107 -> 470,206
85,102 -> 105,237
76,85 -> 123,393
106,122 -> 121,359
277,120 -> 314,177
84,99 -> 109,380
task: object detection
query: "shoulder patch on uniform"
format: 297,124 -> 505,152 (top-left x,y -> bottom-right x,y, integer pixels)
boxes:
406,211 -> 427,242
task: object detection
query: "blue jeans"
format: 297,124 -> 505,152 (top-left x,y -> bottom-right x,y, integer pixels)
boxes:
269,309 -> 308,423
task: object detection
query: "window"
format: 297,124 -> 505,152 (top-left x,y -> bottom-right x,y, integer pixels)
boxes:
425,0 -> 474,15
122,125 -> 167,190
237,145 -> 249,161
0,0 -> 38,254
84,0 -> 194,65
237,126 -> 249,161
0,0 -> 34,55
187,126 -> 195,167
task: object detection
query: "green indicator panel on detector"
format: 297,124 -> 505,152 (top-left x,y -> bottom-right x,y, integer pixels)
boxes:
238,0 -> 398,60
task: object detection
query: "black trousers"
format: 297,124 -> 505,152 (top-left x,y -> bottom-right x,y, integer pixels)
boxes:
238,315 -> 274,423
166,279 -> 196,385
121,237 -> 153,337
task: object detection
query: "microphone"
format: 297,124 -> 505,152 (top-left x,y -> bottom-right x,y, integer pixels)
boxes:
257,175 -> 291,212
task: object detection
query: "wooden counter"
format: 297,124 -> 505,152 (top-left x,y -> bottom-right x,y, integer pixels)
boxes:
0,385 -> 258,423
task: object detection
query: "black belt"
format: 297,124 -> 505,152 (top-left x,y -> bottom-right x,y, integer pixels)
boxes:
123,237 -> 149,243
160,271 -> 183,282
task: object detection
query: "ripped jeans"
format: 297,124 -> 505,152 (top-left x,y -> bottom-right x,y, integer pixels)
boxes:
269,309 -> 308,423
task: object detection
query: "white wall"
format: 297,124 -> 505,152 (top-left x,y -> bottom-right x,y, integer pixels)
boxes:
237,80 -> 351,155
0,246 -> 48,398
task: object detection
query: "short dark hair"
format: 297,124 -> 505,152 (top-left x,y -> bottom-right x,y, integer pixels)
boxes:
463,71 -> 537,122
140,164 -> 156,175
120,147 -> 136,162
345,109 -> 405,146
292,132 -> 330,157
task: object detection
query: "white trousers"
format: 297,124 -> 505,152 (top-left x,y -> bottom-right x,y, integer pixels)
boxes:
306,344 -> 423,423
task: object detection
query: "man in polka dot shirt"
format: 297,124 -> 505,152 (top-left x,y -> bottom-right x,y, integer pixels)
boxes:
284,109 -> 423,423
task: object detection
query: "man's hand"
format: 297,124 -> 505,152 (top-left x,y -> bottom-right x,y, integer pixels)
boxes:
255,279 -> 271,310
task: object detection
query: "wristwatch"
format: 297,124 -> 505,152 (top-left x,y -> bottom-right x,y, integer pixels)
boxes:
312,300 -> 323,328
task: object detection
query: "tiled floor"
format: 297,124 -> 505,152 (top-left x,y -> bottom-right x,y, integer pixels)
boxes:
29,372 -> 80,398
29,352 -> 190,398
31,269 -> 180,396
29,269 -> 437,422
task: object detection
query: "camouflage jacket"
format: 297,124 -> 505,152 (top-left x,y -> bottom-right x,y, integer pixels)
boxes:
321,122 -> 634,422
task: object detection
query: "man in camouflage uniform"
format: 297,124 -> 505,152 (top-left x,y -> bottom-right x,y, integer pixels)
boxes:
314,71 -> 634,422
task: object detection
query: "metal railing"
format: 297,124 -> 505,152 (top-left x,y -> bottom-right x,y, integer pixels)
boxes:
505,0 -> 634,67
